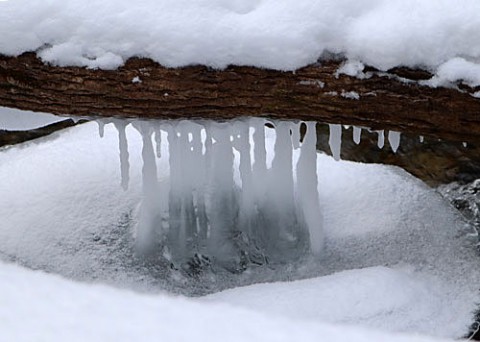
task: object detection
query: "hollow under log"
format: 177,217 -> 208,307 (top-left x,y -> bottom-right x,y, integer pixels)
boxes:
1,52 -> 480,144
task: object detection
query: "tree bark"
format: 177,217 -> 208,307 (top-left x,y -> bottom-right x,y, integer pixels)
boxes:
0,119 -> 83,148
1,52 -> 480,143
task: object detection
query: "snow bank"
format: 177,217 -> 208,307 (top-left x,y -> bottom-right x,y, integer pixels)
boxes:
1,0 -> 480,82
0,261 -> 455,342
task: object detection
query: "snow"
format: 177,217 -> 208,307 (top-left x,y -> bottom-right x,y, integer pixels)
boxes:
2,0 -> 480,85
427,57 -> 480,88
341,90 -> 360,100
336,60 -> 366,78
0,106 -> 64,130
204,266 -> 455,335
0,261 -> 454,342
0,118 -> 478,340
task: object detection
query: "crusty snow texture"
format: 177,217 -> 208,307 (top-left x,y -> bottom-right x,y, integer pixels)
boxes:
1,0 -> 480,85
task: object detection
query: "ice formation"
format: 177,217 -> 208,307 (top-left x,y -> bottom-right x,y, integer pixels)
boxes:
376,130 -> 385,149
113,119 -> 130,190
388,131 -> 401,153
328,124 -> 342,161
101,117 -> 410,270
108,118 -> 321,270
353,126 -> 362,145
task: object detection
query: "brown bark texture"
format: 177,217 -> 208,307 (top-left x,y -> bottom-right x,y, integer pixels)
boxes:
1,52 -> 480,143
0,119 -> 83,148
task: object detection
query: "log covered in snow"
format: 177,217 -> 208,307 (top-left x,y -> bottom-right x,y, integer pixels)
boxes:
1,52 -> 480,143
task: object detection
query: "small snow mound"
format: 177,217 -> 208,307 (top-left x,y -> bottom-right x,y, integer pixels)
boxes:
427,57 -> 480,88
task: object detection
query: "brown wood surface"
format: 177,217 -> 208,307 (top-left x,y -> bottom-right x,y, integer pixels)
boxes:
1,52 -> 480,142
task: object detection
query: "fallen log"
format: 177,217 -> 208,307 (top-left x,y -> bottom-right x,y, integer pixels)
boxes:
1,52 -> 480,143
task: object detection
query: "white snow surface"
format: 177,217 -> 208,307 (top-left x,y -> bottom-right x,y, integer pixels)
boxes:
0,262 -> 454,342
2,0 -> 480,81
0,120 -> 478,340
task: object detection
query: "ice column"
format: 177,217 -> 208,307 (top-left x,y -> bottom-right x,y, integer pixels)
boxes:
206,122 -> 239,268
154,123 -> 162,158
265,121 -> 310,261
388,131 -> 401,153
113,120 -> 130,190
232,121 -> 254,234
97,119 -> 106,138
133,121 -> 165,256
353,126 -> 362,145
328,124 -> 342,161
166,121 -> 208,263
376,130 -> 385,149
296,122 -> 323,254
251,118 -> 268,201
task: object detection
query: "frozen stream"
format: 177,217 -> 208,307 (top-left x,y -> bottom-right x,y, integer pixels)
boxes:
0,118 -> 479,339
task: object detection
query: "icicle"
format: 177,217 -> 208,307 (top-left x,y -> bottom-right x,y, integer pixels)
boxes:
270,122 -> 295,203
190,123 -> 208,243
353,126 -> 362,145
97,120 -> 106,138
113,120 -> 130,190
388,131 -> 401,153
154,124 -> 162,158
132,121 -> 163,256
232,121 -> 255,249
233,121 -> 253,207
419,135 -> 424,143
166,122 -> 202,263
290,122 -> 301,149
297,122 -> 323,254
251,118 -> 268,202
328,124 -> 342,161
205,121 -> 239,268
376,130 -> 385,149
264,121 -> 309,262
